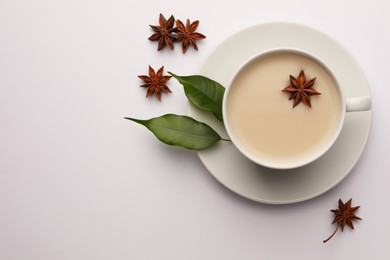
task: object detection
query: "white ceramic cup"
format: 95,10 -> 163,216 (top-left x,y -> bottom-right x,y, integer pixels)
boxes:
223,48 -> 371,169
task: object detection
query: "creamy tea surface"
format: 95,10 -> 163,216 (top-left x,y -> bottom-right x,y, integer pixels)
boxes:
226,52 -> 341,166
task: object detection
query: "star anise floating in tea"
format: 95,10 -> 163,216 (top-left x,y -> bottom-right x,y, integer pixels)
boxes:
148,14 -> 206,53
176,19 -> 206,53
138,66 -> 172,101
323,198 -> 362,243
282,70 -> 321,107
148,14 -> 178,51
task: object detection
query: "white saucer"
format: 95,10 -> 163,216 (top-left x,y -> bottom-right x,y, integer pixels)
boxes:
188,22 -> 372,204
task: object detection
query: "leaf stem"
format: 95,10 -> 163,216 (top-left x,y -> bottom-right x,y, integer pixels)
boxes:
220,138 -> 231,142
323,223 -> 339,243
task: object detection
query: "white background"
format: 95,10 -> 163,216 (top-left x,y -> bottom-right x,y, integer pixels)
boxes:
1,0 -> 389,259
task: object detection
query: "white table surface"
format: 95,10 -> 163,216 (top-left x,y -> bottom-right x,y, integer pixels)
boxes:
1,0 -> 389,259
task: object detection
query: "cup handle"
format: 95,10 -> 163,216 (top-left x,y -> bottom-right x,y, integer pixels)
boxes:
346,96 -> 371,112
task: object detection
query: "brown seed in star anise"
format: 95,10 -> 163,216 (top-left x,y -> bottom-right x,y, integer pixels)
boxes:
282,70 -> 321,108
138,66 -> 172,101
148,14 -> 178,51
323,198 -> 362,243
176,19 -> 206,53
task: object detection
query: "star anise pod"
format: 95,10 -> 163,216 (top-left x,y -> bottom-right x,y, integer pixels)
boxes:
148,14 -> 178,51
323,198 -> 362,243
282,70 -> 321,108
138,66 -> 172,101
176,19 -> 206,53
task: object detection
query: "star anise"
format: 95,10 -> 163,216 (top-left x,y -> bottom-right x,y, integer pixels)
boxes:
148,14 -> 178,51
138,66 -> 172,101
282,70 -> 321,108
323,198 -> 362,243
176,19 -> 206,53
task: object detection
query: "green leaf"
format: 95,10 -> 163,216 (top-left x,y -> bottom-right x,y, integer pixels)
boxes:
125,114 -> 222,150
169,72 -> 225,122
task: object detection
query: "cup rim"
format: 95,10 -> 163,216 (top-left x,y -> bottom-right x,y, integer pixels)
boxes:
222,47 -> 346,169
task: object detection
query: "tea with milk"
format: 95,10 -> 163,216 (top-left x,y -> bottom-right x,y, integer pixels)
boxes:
226,51 -> 341,165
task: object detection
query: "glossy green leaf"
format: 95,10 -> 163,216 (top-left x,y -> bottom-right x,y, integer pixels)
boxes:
168,72 -> 225,122
125,114 -> 221,150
